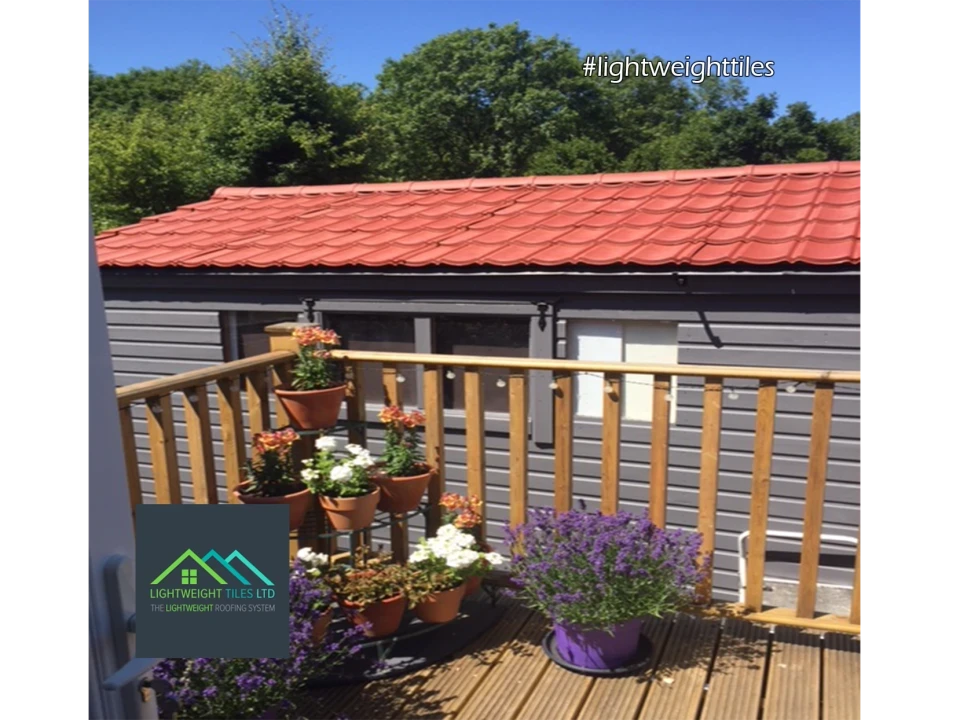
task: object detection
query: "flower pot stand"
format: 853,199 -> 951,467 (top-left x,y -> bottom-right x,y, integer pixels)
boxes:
541,630 -> 655,678
305,597 -> 505,688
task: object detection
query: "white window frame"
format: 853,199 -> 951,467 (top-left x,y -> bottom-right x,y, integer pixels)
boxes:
569,319 -> 679,424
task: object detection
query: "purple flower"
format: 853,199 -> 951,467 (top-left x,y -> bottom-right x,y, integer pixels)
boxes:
154,564 -> 365,719
504,508 -> 707,632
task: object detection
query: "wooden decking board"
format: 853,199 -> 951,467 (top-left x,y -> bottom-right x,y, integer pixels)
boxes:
290,610 -> 859,720
515,661 -> 595,720
456,613 -> 552,720
637,614 -> 721,720
404,603 -> 536,718
762,626 -> 820,720
699,619 -> 771,720
822,632 -> 859,720
575,615 -> 675,720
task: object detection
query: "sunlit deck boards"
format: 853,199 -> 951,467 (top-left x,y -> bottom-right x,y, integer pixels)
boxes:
297,603 -> 860,720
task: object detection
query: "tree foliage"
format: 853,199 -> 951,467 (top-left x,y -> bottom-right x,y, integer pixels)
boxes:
90,10 -> 860,233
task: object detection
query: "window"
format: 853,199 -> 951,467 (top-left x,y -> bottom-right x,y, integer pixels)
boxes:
225,311 -> 298,360
326,315 -> 417,406
569,320 -> 678,423
181,568 -> 198,586
436,317 -> 529,413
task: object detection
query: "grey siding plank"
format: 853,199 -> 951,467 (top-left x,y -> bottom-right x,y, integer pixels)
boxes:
107,291 -> 859,604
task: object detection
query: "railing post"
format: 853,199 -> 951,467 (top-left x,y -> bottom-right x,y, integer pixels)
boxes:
183,385 -> 218,504
649,374 -> 671,527
216,377 -> 247,503
117,404 -> 142,524
745,379 -> 778,612
423,365 -> 446,536
850,533 -> 860,625
796,381 -> 835,618
553,372 -> 573,513
600,372 -> 621,516
464,368 -> 487,542
145,394 -> 182,505
697,377 -> 723,601
509,369 -> 529,528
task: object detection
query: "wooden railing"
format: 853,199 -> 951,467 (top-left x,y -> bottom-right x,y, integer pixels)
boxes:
115,327 -> 861,634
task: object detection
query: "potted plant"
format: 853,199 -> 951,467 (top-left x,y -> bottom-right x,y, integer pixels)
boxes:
235,429 -> 312,531
407,523 -> 505,623
373,405 -> 432,513
301,435 -> 380,531
150,565 -> 367,719
274,326 -> 347,430
294,548 -> 334,645
438,492 -> 491,595
504,508 -> 707,672
326,552 -> 411,638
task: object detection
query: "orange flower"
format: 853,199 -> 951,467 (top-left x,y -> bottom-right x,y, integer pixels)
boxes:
253,428 -> 299,456
292,326 -> 341,348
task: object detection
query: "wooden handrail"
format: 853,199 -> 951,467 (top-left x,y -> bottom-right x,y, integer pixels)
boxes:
115,350 -> 296,406
329,349 -> 861,384
115,341 -> 861,634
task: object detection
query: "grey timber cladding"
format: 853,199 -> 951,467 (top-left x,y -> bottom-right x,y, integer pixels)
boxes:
103,283 -> 859,605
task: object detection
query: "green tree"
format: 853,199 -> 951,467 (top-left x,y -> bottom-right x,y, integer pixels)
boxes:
371,23 -> 607,180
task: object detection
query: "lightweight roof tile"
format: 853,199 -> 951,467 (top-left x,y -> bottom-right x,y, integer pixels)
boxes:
95,161 -> 859,270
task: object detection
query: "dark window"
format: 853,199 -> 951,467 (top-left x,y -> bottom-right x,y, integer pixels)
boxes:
436,317 -> 529,413
326,315 -> 418,407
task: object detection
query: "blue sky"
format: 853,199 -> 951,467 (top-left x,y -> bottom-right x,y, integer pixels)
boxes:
89,0 -> 860,120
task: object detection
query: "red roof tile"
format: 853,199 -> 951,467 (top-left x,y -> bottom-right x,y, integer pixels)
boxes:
95,161 -> 860,269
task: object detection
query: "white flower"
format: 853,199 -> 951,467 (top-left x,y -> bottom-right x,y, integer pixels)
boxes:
301,467 -> 319,483
296,548 -> 330,568
454,532 -> 477,549
436,524 -> 460,541
345,444 -> 365,456
445,549 -> 480,570
409,549 -> 430,565
350,450 -> 375,469
315,435 -> 338,452
330,464 -> 353,483
484,552 -> 505,567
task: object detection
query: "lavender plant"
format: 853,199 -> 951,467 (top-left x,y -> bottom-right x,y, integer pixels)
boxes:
504,508 -> 708,632
152,560 -> 366,719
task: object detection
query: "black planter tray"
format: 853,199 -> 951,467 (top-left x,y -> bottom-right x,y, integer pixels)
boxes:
305,598 -> 505,687
541,630 -> 655,678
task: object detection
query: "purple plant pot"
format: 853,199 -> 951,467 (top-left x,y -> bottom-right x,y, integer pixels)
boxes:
553,618 -> 643,670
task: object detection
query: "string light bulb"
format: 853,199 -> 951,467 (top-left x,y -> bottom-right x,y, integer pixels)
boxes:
396,374 -> 406,384
786,383 -> 797,394
728,390 -> 739,400
496,378 -> 506,388
549,381 -> 559,390
445,370 -> 456,380
604,383 -> 614,394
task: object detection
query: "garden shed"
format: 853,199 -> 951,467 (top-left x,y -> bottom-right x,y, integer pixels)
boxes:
95,160 -> 860,606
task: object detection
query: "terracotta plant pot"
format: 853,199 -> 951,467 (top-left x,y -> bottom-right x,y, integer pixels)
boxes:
414,583 -> 465,624
341,594 -> 407,638
234,481 -> 312,531
319,487 -> 381,531
274,384 -> 347,430
463,541 -> 493,597
373,465 -> 433,513
311,606 -> 334,646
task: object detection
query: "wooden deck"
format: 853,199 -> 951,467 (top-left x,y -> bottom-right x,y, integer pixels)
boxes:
295,602 -> 860,720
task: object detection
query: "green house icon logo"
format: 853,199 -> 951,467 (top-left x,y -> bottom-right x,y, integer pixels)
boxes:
151,549 -> 273,586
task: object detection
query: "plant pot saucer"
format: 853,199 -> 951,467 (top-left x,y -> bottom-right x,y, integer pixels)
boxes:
541,630 -> 655,678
